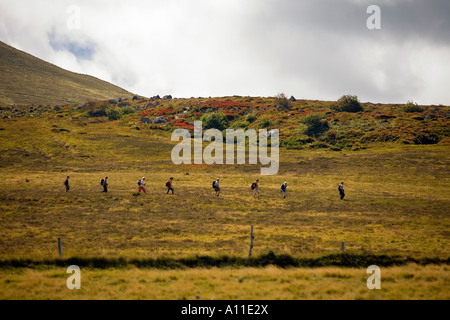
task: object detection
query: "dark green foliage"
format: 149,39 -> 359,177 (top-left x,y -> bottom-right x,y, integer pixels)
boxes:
273,93 -> 291,109
300,113 -> 329,137
200,112 -> 228,130
245,113 -> 257,123
230,120 -> 250,129
1,253 -> 448,269
413,132 -> 440,145
121,106 -> 137,115
333,95 -> 363,112
85,102 -> 108,117
402,101 -> 424,113
106,108 -> 123,121
258,117 -> 272,129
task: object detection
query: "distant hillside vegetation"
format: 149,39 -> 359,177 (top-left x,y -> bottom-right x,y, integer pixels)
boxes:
0,41 -> 134,106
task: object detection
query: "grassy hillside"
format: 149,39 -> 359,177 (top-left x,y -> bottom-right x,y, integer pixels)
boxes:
0,41 -> 134,106
0,95 -> 448,299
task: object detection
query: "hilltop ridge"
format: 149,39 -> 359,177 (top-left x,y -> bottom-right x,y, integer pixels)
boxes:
0,41 -> 134,106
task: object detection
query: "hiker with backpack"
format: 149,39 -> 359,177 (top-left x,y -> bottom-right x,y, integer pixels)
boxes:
63,176 -> 70,192
101,177 -> 108,193
166,177 -> 174,194
251,179 -> 260,198
138,177 -> 147,193
213,178 -> 220,197
338,181 -> 345,200
281,182 -> 287,198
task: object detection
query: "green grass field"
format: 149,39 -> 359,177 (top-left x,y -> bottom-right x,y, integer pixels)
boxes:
0,102 -> 449,299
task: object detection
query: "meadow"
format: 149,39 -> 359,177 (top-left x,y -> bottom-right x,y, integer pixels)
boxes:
0,98 -> 449,299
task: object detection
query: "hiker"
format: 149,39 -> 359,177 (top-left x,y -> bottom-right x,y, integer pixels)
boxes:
281,181 -> 287,198
101,176 -> 108,193
338,181 -> 345,200
63,176 -> 70,192
166,177 -> 174,194
213,178 -> 221,197
252,179 -> 260,198
138,177 -> 147,193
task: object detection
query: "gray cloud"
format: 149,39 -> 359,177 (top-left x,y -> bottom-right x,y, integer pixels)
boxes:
0,0 -> 449,104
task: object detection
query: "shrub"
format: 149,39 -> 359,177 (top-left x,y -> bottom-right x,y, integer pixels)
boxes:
85,102 -> 108,117
245,113 -> 257,123
402,100 -> 424,113
273,93 -> 291,109
258,117 -> 272,129
106,108 -> 123,121
230,120 -> 250,130
300,113 -> 329,137
200,112 -> 228,130
121,106 -> 137,115
333,95 -> 363,112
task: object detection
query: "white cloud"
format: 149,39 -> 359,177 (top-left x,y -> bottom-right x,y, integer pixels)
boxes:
0,0 -> 449,104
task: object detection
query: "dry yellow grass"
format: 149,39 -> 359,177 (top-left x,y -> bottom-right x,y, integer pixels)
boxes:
0,264 -> 448,300
0,107 -> 449,300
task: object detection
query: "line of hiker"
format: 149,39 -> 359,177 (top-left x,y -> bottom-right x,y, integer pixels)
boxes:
64,176 -> 346,200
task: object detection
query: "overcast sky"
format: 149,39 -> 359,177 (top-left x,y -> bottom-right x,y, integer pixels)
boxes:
1,0 -> 449,105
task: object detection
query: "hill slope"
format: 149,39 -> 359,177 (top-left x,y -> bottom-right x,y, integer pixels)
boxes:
0,41 -> 134,106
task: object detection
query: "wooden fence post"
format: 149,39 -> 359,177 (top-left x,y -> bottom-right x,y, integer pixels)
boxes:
248,226 -> 254,259
58,238 -> 63,258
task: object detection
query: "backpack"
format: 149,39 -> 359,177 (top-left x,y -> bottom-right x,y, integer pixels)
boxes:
212,181 -> 216,188
101,179 -> 104,186
338,185 -> 342,192
138,180 -> 141,186
251,183 -> 256,190
166,181 -> 170,187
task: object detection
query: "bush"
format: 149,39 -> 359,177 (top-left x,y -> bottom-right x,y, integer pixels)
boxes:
230,120 -> 250,130
402,100 -> 424,113
258,117 -> 272,129
245,113 -> 257,123
85,102 -> 108,117
106,108 -> 123,121
273,93 -> 291,109
200,112 -> 228,130
121,106 -> 137,115
334,95 -> 363,112
300,114 -> 329,137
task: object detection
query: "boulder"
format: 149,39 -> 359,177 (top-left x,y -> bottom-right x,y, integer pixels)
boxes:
163,95 -> 173,101
152,116 -> 168,124
132,95 -> 139,101
145,102 -> 154,108
54,106 -> 61,111
289,96 -> 297,102
141,117 -> 151,124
